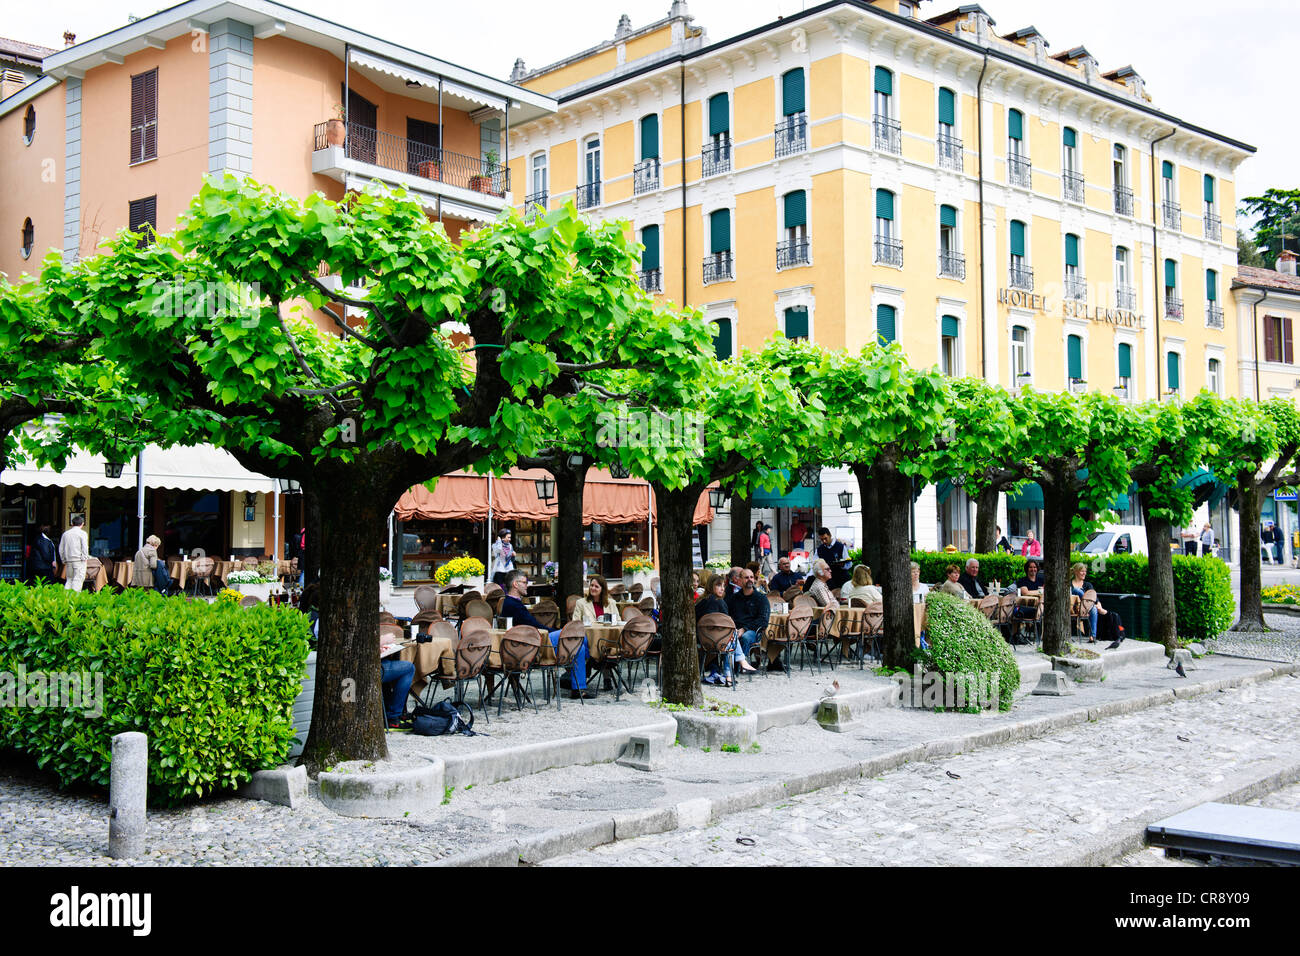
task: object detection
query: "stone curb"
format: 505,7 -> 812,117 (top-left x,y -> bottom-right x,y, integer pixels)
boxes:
754,683 -> 899,734
318,760 -> 444,819
1052,755 -> 1300,868
1261,604 -> 1300,618
431,661 -> 1299,867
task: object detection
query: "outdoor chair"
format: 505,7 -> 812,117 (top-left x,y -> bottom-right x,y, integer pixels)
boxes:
767,593 -> 786,611
629,582 -> 644,601
771,604 -> 817,680
492,625 -> 543,716
531,599 -> 561,631
535,621 -> 586,711
564,594 -> 581,621
1071,591 -> 1099,641
792,594 -> 818,612
411,608 -> 443,634
696,612 -> 740,686
616,615 -> 657,696
190,556 -> 216,597
380,623 -> 405,645
782,586 -> 803,603
620,603 -> 643,622
860,602 -> 885,663
379,611 -> 397,625
1009,595 -> 1042,648
483,583 -> 504,614
82,557 -> 103,593
649,576 -> 660,596
463,599 -> 494,624
413,585 -> 440,611
638,595 -> 657,615
241,556 -> 259,570
822,605 -> 865,668
454,590 -> 483,621
426,625 -> 491,721
608,583 -> 626,599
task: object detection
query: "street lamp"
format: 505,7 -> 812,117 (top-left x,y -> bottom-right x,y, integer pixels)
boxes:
276,478 -> 302,494
104,460 -> 125,479
534,476 -> 556,505
72,493 -> 86,513
797,463 -> 821,488
837,489 -> 858,513
608,461 -> 630,479
708,487 -> 730,511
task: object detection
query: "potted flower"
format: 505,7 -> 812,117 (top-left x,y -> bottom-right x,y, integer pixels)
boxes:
417,157 -> 442,181
435,555 -> 485,590
469,150 -> 498,193
542,560 -> 558,582
326,104 -> 347,146
379,566 -> 393,605
622,553 -> 655,589
226,567 -> 282,604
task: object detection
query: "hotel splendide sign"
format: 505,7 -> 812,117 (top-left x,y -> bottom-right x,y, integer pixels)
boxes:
997,288 -> 1145,329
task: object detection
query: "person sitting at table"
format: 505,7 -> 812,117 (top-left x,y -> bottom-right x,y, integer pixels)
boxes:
910,562 -> 929,603
1069,562 -> 1109,640
935,564 -> 968,598
727,566 -> 744,595
745,560 -> 767,593
696,573 -> 737,685
840,565 -> 882,604
768,556 -> 801,595
957,558 -> 987,599
503,570 -> 594,699
807,559 -> 836,608
572,575 -> 612,624
1016,560 -> 1044,595
724,567 -> 765,675
132,535 -> 172,595
378,629 -> 415,729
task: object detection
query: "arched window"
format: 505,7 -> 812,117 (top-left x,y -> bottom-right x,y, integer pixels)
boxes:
781,68 -> 805,116
20,218 -> 33,259
23,105 -> 35,145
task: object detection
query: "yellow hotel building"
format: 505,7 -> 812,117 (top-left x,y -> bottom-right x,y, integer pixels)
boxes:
506,0 -> 1255,554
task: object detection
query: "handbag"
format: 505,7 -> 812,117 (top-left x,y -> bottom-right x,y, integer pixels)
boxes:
411,699 -> 476,736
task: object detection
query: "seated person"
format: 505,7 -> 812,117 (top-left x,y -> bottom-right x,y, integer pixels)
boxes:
503,570 -> 594,700
840,564 -> 882,603
725,567 -> 767,673
807,559 -> 837,608
935,563 -> 968,598
696,573 -> 742,685
1016,560 -> 1044,595
745,560 -> 768,594
1070,561 -> 1108,639
910,562 -> 929,603
572,575 -> 612,623
767,556 -> 802,595
957,558 -> 987,599
379,631 -> 415,729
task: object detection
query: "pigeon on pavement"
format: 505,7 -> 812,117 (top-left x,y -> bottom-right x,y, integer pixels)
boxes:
1175,661 -> 1187,678
822,679 -> 840,698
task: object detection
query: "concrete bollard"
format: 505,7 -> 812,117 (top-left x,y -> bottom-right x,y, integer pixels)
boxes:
108,732 -> 148,859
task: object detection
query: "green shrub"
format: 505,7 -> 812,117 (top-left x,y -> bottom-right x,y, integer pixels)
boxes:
920,592 -> 1019,712
912,551 -> 1233,640
0,584 -> 310,804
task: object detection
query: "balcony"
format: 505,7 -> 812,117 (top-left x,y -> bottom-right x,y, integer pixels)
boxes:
1162,200 -> 1182,231
1009,262 -> 1034,290
634,158 -> 660,195
638,268 -> 662,294
703,251 -> 734,284
312,120 -> 510,219
874,236 -> 904,268
1165,295 -> 1184,320
873,116 -> 902,155
1008,155 -> 1032,188
1205,212 -> 1222,242
702,137 -> 731,177
936,132 -> 962,170
775,113 -> 807,157
1116,286 -> 1136,311
523,191 -> 547,223
1064,273 -> 1088,302
1062,170 -> 1085,204
1113,185 -> 1134,217
576,181 -> 601,210
1206,303 -> 1224,329
938,250 -> 966,280
776,237 -> 811,270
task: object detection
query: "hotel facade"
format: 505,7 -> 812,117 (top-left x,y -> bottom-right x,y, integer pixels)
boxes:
505,0 -> 1257,558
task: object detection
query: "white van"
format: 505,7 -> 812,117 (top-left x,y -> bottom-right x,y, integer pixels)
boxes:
1080,525 -> 1149,557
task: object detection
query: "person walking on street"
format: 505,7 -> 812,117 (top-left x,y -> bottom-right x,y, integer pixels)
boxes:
58,516 -> 89,591
490,528 -> 515,587
1199,522 -> 1216,560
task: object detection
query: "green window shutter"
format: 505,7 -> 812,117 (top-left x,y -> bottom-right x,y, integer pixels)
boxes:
714,320 -> 732,360
1164,258 -> 1177,287
940,204 -> 957,228
641,225 -> 660,271
784,306 -> 809,340
1010,220 -> 1026,256
1063,127 -> 1077,149
710,208 -> 731,254
1167,352 -> 1180,390
1067,335 -> 1082,380
1118,343 -> 1132,379
1204,174 -> 1215,203
1065,233 -> 1080,267
938,88 -> 955,125
708,93 -> 730,135
1206,269 -> 1217,301
941,315 -> 959,338
1008,109 -> 1023,140
784,190 -> 807,228
640,114 -> 659,160
874,66 -> 893,96
876,304 -> 896,344
1162,160 -> 1173,180
782,68 -> 805,116
875,189 -> 894,220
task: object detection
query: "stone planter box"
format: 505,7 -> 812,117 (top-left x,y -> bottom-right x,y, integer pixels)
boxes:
1052,654 -> 1105,682
622,570 -> 654,591
319,759 -> 445,818
672,710 -> 756,749
229,581 -> 282,603
379,580 -> 392,606
289,651 -> 316,760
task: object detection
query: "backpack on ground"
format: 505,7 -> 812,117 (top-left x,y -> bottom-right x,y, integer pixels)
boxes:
411,699 -> 476,736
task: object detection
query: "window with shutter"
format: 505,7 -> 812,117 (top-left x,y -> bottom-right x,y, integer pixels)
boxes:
941,315 -> 959,338
784,191 -> 807,229
640,114 -> 659,160
1008,109 -> 1023,141
1067,335 -> 1083,380
1164,259 -> 1178,290
875,190 -> 894,220
1286,318 -> 1295,365
782,68 -> 805,116
876,304 -> 896,345
938,87 -> 955,127
1265,316 -> 1280,363
1206,269 -> 1217,302
130,68 -> 158,164
710,209 -> 731,254
784,307 -> 809,341
1162,161 -> 1174,180
1167,352 -> 1181,390
940,205 -> 957,229
713,319 -> 732,360
1063,127 -> 1077,149
1118,343 -> 1133,380
1204,174 -> 1215,204
1010,220 -> 1026,257
874,67 -> 893,96
1065,234 -> 1080,267
128,196 -> 157,247
708,93 -> 729,136
640,225 -> 660,272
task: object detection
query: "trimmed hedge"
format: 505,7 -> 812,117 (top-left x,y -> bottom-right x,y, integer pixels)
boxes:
0,584 -> 311,804
910,551 -> 1233,640
921,592 -> 1019,712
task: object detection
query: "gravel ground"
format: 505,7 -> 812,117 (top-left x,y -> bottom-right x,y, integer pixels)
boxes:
1207,613 -> 1300,663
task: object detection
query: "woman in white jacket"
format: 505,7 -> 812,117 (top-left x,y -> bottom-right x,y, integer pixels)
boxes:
489,528 -> 515,586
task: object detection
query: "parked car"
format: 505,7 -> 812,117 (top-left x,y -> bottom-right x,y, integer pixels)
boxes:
1080,525 -> 1149,556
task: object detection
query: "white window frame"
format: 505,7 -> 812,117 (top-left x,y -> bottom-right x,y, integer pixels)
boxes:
530,151 -> 548,197
937,302 -> 966,378
1062,128 -> 1079,176
1009,321 -> 1032,387
1164,338 -> 1187,399
1112,143 -> 1127,190
1115,334 -> 1138,402
583,136 -> 601,187
1064,319 -> 1089,389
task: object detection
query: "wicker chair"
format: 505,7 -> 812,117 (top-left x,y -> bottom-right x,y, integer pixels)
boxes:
379,623 -> 405,644
379,611 -> 397,626
564,594 -> 581,621
462,599 -> 494,624
782,604 -> 819,676
535,621 -> 586,710
454,590 -> 483,621
782,586 -> 804,603
1071,592 -> 1098,641
491,625 -> 543,716
190,556 -> 216,597
620,603 -> 643,622
629,582 -> 644,601
619,615 -> 657,694
413,585 -> 440,612
860,601 -> 885,663
696,612 -> 739,687
638,595 -> 657,614
241,556 -> 259,570
82,556 -> 103,593
430,624 -> 492,721
531,599 -> 561,631
410,608 -> 443,634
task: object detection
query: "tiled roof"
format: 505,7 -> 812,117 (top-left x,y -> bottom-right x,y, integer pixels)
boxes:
1234,265 -> 1300,294
0,36 -> 57,65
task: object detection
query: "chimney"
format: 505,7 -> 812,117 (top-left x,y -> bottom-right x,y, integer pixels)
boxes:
63,31 -> 76,47
1278,251 -> 1298,277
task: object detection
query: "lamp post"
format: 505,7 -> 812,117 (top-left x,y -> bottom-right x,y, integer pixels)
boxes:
708,487 -> 729,512
837,489 -> 858,514
534,476 -> 556,506
797,463 -> 821,488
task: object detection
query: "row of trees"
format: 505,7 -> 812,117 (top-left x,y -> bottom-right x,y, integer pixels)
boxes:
2,177 -> 1294,768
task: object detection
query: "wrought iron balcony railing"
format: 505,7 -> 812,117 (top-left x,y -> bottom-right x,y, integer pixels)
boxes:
1114,185 -> 1134,216
1116,286 -> 1136,311
1205,303 -> 1224,329
703,251 -> 734,284
633,158 -> 660,195
313,120 -> 509,195
1010,262 -> 1034,290
1008,154 -> 1032,188
523,191 -> 547,223
1162,200 -> 1182,231
576,181 -> 601,210
1164,294 -> 1184,320
936,132 -> 962,170
1204,212 -> 1222,242
775,113 -> 808,157
1064,272 -> 1088,302
874,236 -> 904,267
776,237 -> 811,270
638,268 -> 662,293
702,137 -> 731,177
939,250 -> 966,279
1062,170 -> 1085,204
873,115 -> 901,155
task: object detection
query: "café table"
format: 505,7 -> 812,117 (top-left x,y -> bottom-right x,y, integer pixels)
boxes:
584,620 -> 627,661
62,561 -> 109,592
398,636 -> 457,698
112,560 -> 134,589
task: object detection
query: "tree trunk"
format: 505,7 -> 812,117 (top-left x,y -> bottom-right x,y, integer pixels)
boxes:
303,484 -> 322,587
1140,497 -> 1178,652
853,465 -> 881,575
298,470 -> 390,772
655,482 -> 704,706
1234,484 -> 1267,631
554,463 -> 589,603
1039,479 -> 1076,656
974,484 -> 1000,554
730,494 -> 753,569
876,463 -> 916,669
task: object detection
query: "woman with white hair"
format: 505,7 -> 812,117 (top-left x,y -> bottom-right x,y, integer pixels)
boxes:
132,535 -> 172,594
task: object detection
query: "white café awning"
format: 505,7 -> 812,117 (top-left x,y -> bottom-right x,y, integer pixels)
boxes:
1,444 -> 276,494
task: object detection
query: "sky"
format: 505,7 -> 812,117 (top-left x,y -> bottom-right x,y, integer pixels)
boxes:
9,0 -> 1294,210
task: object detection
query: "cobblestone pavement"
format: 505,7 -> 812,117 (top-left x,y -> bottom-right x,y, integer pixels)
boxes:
1208,614 -> 1300,664
545,677 -> 1300,866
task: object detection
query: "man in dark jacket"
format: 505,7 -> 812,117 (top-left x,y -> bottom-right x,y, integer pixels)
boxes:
726,567 -> 770,666
957,557 -> 987,599
816,527 -> 851,589
28,526 -> 58,583
767,556 -> 801,594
